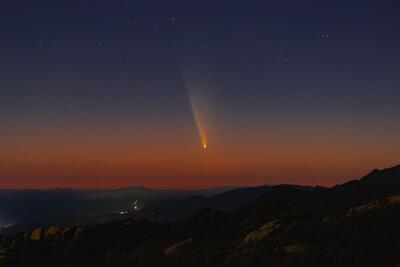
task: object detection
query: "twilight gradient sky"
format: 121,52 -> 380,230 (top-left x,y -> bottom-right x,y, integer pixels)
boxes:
1,0 -> 400,189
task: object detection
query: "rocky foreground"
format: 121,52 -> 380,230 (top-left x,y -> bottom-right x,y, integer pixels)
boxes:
2,166 -> 400,266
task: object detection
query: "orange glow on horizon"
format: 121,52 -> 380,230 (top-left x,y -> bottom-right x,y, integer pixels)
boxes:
1,111 -> 400,189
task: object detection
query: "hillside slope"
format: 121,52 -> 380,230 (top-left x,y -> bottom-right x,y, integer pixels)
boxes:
2,166 -> 400,267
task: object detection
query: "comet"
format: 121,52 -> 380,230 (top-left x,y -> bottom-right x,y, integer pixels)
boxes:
188,89 -> 208,150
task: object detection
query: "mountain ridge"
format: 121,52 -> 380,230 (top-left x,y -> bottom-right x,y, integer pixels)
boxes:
2,165 -> 400,266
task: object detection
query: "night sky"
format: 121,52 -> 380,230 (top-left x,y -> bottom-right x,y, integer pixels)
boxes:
1,0 -> 400,189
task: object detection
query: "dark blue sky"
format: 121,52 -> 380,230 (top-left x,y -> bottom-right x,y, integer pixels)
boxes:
1,0 -> 400,188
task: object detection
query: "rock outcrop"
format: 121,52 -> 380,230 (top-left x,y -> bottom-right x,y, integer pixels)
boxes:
164,238 -> 192,256
239,220 -> 280,247
44,227 -> 62,239
346,195 -> 400,217
31,228 -> 42,241
73,227 -> 83,240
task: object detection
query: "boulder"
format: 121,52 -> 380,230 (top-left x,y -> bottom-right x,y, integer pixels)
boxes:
23,232 -> 30,240
239,220 -> 280,247
31,228 -> 42,241
74,227 -> 83,240
61,227 -> 73,240
44,227 -> 62,239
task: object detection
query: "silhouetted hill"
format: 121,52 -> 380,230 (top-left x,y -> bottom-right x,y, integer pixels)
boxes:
334,165 -> 400,188
0,187 -> 236,231
148,185 -> 271,220
3,165 -> 400,266
328,165 -> 400,209
355,165 -> 400,186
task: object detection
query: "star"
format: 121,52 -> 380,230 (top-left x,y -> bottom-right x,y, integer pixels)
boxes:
318,34 -> 329,39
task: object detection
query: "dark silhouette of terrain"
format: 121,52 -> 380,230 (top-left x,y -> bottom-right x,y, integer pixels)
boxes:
2,165 -> 400,266
0,186 -> 239,228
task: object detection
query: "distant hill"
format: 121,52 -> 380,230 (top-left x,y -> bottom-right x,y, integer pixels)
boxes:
0,186 -> 236,229
147,185 -> 271,221
3,165 -> 400,266
346,164 -> 400,187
